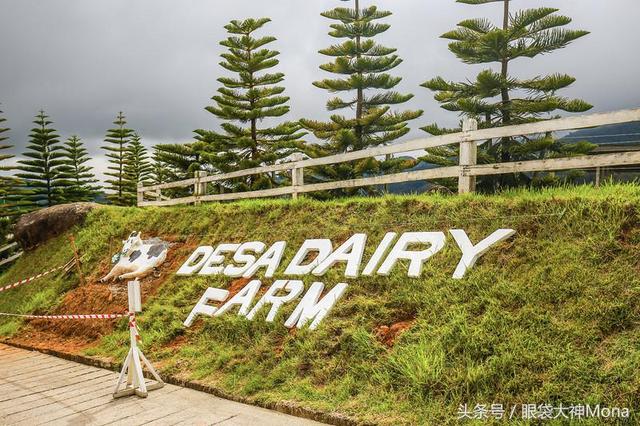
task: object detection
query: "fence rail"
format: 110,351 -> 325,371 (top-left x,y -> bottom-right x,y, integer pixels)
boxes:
0,239 -> 21,267
138,108 -> 640,207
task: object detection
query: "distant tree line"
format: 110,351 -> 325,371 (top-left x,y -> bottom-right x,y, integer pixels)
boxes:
0,0 -> 592,235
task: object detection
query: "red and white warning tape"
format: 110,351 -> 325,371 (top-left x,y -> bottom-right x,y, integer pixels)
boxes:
0,312 -> 127,320
0,259 -> 76,293
128,312 -> 141,341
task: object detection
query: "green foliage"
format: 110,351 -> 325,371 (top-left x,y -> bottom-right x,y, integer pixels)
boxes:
2,185 -> 640,425
301,0 -> 422,196
122,133 -> 151,205
0,106 -> 32,229
0,106 -> 11,167
58,136 -> 99,202
153,143 -> 202,182
16,110 -> 65,207
194,18 -> 306,191
102,112 -> 134,205
151,143 -> 202,198
422,0 -> 594,191
150,146 -> 172,186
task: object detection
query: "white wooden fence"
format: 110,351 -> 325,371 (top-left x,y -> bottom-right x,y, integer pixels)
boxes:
137,108 -> 640,207
0,238 -> 21,267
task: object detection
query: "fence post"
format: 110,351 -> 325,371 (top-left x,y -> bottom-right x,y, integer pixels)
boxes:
458,118 -> 478,194
194,171 -> 207,205
137,182 -> 144,206
291,153 -> 305,199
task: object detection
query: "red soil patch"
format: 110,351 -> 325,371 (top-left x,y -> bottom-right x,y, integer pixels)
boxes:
8,238 -> 189,354
8,329 -> 96,354
225,277 -> 252,300
27,284 -> 127,339
375,320 -> 415,347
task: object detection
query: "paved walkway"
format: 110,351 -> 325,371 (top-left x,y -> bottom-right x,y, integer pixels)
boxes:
0,344 -> 325,425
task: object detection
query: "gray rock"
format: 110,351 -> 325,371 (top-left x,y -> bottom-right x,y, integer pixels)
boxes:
14,203 -> 101,250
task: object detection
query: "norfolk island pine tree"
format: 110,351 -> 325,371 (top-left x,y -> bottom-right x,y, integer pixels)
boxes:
102,112 -> 134,205
300,0 -> 423,196
150,146 -> 172,186
0,106 -> 32,243
193,17 -> 306,192
15,110 -> 66,208
152,143 -> 203,198
123,133 -> 152,205
421,0 -> 593,191
57,135 -> 99,202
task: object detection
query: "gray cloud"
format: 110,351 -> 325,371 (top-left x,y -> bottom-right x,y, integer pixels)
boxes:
1,0 -> 639,182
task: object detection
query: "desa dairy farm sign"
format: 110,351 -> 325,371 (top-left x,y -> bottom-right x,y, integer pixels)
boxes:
179,229 -> 515,330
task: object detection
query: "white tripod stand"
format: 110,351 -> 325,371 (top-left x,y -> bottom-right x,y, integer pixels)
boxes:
113,280 -> 164,398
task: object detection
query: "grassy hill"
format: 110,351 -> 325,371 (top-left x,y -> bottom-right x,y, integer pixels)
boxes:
1,184 -> 639,425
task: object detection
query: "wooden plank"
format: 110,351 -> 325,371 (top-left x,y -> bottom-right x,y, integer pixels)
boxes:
0,344 -> 324,426
458,119 -> 478,194
0,356 -> 74,378
0,365 -> 101,390
0,242 -> 17,254
297,166 -> 460,194
6,381 -> 115,423
143,166 -> 460,204
0,357 -> 82,376
139,195 -> 197,207
137,108 -> 640,197
198,186 -> 294,202
138,177 -> 197,192
0,251 -> 23,266
466,151 -> 640,177
3,382 -> 112,417
468,108 -> 640,143
0,375 -> 113,411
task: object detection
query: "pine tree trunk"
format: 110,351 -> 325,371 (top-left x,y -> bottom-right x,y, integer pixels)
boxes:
118,134 -> 123,204
499,0 -> 512,166
44,123 -> 52,207
355,0 -> 363,151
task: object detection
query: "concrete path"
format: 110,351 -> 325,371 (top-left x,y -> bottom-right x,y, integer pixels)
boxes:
0,344 -> 326,426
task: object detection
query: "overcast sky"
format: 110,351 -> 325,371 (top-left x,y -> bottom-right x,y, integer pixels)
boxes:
1,0 -> 639,181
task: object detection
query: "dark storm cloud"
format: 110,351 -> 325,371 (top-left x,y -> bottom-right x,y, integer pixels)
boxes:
1,0 -> 639,179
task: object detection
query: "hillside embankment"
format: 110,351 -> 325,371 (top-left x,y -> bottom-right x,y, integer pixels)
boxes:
1,185 -> 639,425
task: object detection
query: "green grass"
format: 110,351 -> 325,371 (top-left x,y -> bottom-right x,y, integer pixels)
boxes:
1,183 -> 640,425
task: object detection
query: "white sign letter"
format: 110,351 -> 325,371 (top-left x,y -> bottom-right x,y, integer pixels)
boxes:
183,287 -> 229,327
377,232 -> 446,277
243,242 -> 287,278
362,232 -> 397,276
284,239 -> 333,276
313,234 -> 367,278
215,280 -> 262,317
246,280 -> 305,322
284,282 -> 348,330
450,229 -> 515,279
177,246 -> 214,275
199,243 -> 241,275
224,241 -> 266,277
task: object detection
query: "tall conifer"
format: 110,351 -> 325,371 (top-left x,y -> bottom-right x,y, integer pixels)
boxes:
153,143 -> 202,182
0,106 -> 31,241
194,18 -> 306,191
150,147 -> 172,186
16,111 -> 65,207
422,0 -> 593,189
123,134 -> 151,205
58,136 -> 99,202
102,112 -> 133,205
301,0 -> 422,194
